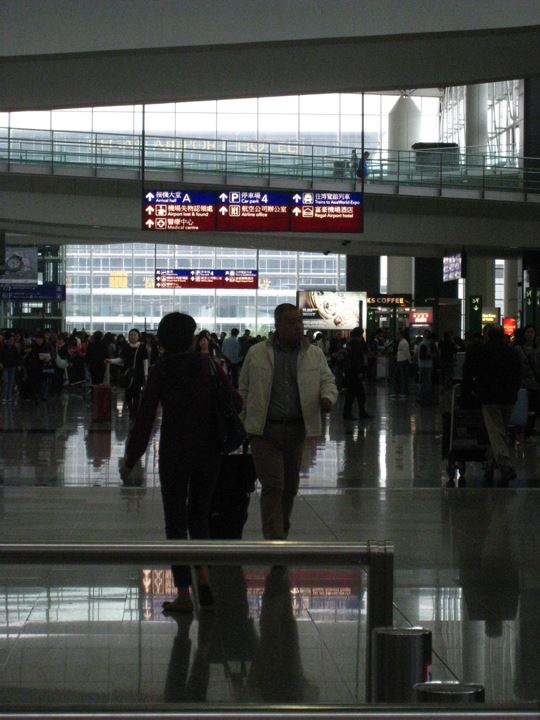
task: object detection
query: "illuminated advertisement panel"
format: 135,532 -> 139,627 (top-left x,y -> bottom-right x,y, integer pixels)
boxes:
443,253 -> 464,282
0,246 -> 38,285
503,317 -> 517,336
143,189 -> 363,233
409,308 -> 434,325
297,290 -> 367,330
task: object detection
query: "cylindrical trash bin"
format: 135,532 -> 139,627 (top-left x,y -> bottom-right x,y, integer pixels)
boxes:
415,681 -> 485,703
372,627 -> 432,702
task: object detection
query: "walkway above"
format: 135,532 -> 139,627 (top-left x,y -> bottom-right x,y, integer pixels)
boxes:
1,129 -> 540,256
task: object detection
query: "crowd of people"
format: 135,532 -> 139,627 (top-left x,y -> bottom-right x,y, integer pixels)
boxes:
1,322 -> 538,433
1,312 -> 538,610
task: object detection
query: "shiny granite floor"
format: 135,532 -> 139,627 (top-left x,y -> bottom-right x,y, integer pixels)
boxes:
0,383 -> 539,709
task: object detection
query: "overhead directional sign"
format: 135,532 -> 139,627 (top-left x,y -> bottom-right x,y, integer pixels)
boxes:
143,189 -> 363,233
0,283 -> 66,301
155,269 -> 258,290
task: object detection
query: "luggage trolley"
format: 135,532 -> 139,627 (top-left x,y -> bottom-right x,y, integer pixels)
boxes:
442,384 -> 492,487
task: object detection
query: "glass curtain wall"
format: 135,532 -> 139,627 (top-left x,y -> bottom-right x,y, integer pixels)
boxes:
439,80 -> 521,156
3,89 -> 473,332
57,92 -> 437,332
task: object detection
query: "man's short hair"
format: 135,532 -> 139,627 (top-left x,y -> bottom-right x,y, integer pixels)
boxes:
231,328 -> 239,336
157,312 -> 196,352
274,303 -> 298,324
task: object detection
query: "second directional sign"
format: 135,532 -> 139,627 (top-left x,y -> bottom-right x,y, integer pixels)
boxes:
143,190 -> 363,233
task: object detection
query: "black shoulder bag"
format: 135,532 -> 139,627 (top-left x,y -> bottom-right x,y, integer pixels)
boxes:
208,357 -> 247,454
119,345 -> 140,389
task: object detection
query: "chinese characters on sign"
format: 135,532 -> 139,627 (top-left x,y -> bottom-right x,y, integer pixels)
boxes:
143,190 -> 363,233
154,269 -> 258,290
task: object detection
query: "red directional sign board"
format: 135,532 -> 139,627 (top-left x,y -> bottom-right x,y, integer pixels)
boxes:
143,189 -> 362,233
289,191 -> 362,233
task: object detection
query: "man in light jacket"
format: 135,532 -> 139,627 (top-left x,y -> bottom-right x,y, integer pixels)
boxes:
239,303 -> 338,539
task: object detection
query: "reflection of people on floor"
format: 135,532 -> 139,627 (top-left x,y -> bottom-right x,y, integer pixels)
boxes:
210,566 -> 258,700
164,612 -> 214,702
85,428 -> 111,469
248,567 -> 318,702
164,566 -> 257,703
449,491 -> 519,639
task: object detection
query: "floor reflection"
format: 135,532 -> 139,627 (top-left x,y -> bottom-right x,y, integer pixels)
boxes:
0,566 -> 362,705
0,381 -> 539,706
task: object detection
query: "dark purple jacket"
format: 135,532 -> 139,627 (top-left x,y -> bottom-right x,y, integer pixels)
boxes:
126,352 -> 241,467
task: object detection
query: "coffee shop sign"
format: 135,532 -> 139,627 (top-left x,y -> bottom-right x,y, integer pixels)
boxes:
367,295 -> 412,307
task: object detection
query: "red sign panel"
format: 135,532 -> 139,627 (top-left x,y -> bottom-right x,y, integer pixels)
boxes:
216,203 -> 289,232
503,317 -> 517,336
290,204 -> 362,233
154,269 -> 258,289
409,309 -> 433,325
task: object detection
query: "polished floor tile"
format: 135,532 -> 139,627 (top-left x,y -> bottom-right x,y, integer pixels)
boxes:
0,381 -> 539,707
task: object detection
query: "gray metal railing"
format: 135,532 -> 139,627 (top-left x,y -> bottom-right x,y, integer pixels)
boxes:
0,708 -> 538,718
0,539 -> 394,639
2,541 -> 539,719
1,127 -> 539,196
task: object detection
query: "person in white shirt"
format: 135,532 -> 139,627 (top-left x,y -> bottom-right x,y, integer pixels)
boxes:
391,327 -> 411,398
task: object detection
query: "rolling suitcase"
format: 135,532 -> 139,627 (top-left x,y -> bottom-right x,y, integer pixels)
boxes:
92,366 -> 112,421
210,444 -> 257,539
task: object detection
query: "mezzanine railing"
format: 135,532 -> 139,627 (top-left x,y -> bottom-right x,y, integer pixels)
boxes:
1,127 -> 539,197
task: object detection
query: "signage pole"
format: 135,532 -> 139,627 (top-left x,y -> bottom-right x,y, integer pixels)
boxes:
468,294 -> 483,335
255,248 -> 259,334
361,92 -> 365,199
141,105 -> 146,188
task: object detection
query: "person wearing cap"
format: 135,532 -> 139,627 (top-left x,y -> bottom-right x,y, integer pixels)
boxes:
120,312 -> 241,613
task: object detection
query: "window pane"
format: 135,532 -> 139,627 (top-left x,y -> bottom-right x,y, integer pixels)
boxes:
299,114 -> 339,144
341,94 -> 364,114
217,113 -> 257,138
176,113 -> 216,138
52,109 -> 92,132
10,111 -> 51,130
300,94 -> 339,114
145,109 -> 175,134
258,96 -> 298,114
259,115 -> 298,143
176,100 -> 217,113
93,107 -> 135,133
217,98 -> 257,114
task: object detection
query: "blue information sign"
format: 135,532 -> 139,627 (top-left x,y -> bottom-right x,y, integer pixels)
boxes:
0,284 -> 66,301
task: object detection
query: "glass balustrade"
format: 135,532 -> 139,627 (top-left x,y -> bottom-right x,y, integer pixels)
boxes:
1,127 -> 538,195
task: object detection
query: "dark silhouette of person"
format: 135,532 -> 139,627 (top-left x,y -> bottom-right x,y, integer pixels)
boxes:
248,567 -> 317,702
121,312 -> 241,613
